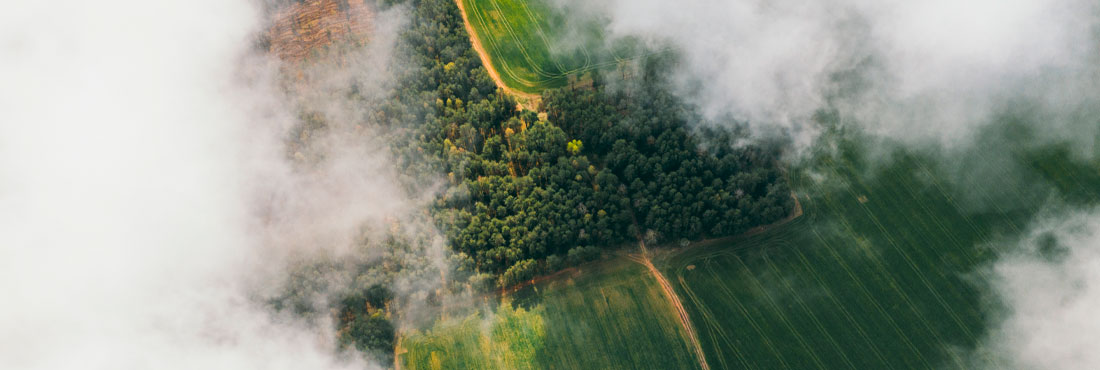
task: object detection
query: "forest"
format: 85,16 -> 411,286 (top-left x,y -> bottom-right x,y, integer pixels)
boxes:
285,0 -> 792,360
376,0 -> 792,289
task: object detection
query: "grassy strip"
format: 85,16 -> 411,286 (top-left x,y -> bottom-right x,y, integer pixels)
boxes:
401,258 -> 699,369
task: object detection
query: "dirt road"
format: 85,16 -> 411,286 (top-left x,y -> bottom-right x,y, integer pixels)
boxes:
630,192 -> 804,370
454,0 -> 541,109
633,242 -> 711,370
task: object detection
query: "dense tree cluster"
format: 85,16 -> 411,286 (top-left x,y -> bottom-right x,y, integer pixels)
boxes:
544,87 -> 794,242
368,0 -> 628,288
337,285 -> 396,362
369,0 -> 792,289
267,224 -> 442,363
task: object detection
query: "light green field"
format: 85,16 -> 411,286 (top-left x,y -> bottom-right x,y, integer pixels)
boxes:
461,0 -> 648,94
665,131 -> 1100,369
400,258 -> 700,369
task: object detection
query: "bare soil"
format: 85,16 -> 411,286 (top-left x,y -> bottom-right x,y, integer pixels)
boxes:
267,0 -> 374,64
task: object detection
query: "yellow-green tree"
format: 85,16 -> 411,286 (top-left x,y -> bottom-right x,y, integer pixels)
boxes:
566,139 -> 583,155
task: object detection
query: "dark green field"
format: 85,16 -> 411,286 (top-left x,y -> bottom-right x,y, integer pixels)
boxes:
399,114 -> 1100,369
461,0 -> 647,93
401,258 -> 700,369
665,132 -> 1100,369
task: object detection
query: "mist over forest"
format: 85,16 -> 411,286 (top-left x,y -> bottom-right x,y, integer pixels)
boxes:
2,0 -> 1098,369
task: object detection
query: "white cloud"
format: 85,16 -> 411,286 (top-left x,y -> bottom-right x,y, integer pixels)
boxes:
0,0 -> 404,368
591,0 -> 1099,150
981,208 -> 1100,369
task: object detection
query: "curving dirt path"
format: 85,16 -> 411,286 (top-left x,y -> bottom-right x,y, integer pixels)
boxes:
633,242 -> 711,370
454,0 -> 541,109
630,192 -> 804,370
394,336 -> 405,370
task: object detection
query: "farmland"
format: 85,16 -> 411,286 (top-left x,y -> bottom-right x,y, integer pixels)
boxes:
395,124 -> 1100,369
400,258 -> 700,369
459,0 -> 647,94
664,132 -> 1100,369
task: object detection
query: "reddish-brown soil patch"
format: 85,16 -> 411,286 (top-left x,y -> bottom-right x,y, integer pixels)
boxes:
267,0 -> 374,64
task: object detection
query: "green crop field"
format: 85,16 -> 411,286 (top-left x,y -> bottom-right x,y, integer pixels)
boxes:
461,0 -> 648,94
400,258 -> 700,369
398,119 -> 1100,369
664,132 -> 1100,369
